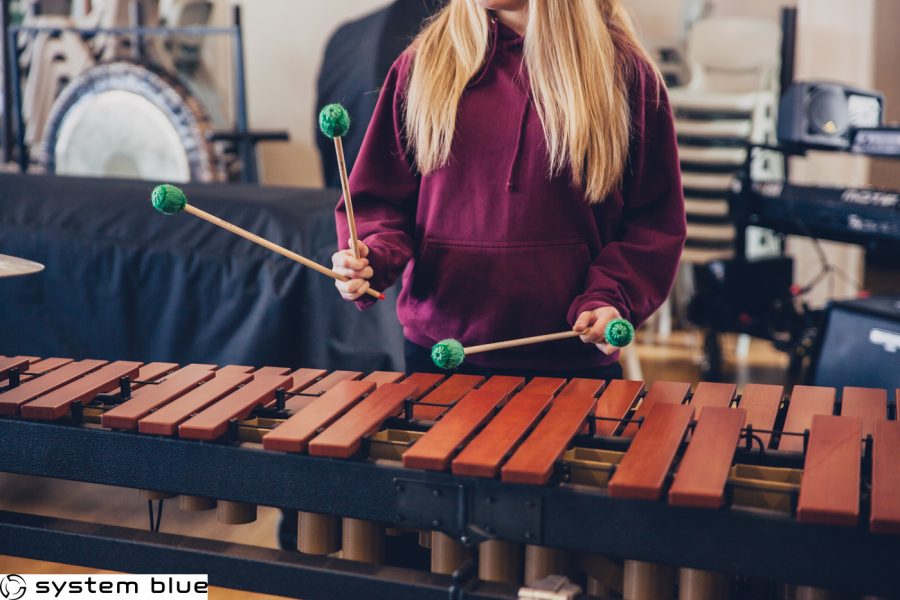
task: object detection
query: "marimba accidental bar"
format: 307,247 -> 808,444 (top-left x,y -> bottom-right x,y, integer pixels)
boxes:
0,354 -> 898,599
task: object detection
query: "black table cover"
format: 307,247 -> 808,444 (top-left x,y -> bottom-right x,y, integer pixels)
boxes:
0,173 -> 404,371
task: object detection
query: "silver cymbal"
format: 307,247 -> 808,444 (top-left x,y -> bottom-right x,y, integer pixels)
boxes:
0,254 -> 45,278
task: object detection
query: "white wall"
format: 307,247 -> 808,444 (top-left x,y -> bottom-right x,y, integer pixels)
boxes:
624,0 -> 794,46
709,0 -> 796,21
211,0 -> 389,187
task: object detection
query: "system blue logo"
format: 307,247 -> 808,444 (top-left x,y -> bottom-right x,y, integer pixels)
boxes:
0,575 -> 26,600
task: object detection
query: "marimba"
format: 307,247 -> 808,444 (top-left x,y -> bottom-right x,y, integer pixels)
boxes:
1,354 -> 898,600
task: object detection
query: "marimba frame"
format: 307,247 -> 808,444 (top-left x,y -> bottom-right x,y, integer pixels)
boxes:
1,361 -> 898,599
0,414 -> 897,597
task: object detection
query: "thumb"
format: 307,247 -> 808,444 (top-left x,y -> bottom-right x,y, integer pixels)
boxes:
348,238 -> 369,258
573,311 -> 594,333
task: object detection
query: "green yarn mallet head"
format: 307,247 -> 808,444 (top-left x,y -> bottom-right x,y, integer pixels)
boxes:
431,338 -> 465,370
151,183 -> 187,215
319,103 -> 350,138
604,318 -> 634,348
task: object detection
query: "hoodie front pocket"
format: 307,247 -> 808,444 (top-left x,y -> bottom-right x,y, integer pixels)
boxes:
408,237 -> 592,342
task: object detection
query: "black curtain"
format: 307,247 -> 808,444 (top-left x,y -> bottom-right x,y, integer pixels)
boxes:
315,0 -> 444,187
0,173 -> 404,371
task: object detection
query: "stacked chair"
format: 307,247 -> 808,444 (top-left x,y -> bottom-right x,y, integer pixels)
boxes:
669,16 -> 783,265
659,15 -> 784,370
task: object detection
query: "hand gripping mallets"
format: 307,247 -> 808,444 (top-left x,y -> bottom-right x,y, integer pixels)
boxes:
431,318 -> 635,370
151,184 -> 385,300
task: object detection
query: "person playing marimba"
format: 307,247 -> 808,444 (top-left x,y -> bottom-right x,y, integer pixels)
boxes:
332,0 -> 686,379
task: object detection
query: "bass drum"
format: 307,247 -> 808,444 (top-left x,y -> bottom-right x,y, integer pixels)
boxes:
40,61 -> 219,183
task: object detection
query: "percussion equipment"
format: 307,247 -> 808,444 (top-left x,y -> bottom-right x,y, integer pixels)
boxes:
1,355 -> 898,600
19,15 -> 96,149
0,253 -> 45,277
39,61 -> 219,183
15,0 -> 225,181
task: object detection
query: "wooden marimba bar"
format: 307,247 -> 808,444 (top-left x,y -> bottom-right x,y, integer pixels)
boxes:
1,354 -> 899,599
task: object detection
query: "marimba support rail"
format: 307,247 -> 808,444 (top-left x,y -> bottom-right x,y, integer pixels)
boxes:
3,357 -> 899,599
0,509 -> 516,600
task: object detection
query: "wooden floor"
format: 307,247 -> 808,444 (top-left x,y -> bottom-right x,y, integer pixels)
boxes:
0,331 -> 788,598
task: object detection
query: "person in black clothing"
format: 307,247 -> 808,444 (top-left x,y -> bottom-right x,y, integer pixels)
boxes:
315,0 -> 444,188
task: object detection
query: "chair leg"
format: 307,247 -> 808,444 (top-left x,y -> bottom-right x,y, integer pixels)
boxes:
657,297 -> 673,340
622,343 -> 643,381
736,333 -> 751,360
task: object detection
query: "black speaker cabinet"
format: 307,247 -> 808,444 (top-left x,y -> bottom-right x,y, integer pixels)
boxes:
778,81 -> 884,151
689,257 -> 794,329
811,295 -> 900,389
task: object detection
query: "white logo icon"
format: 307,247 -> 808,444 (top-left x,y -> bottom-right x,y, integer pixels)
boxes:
869,328 -> 900,353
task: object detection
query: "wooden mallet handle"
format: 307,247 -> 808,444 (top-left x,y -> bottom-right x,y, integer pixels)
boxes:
465,318 -> 634,355
333,136 -> 361,260
183,204 -> 384,300
319,104 -> 360,260
464,330 -> 581,355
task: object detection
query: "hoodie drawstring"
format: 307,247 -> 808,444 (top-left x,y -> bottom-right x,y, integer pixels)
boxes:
506,94 -> 530,192
468,18 -> 501,89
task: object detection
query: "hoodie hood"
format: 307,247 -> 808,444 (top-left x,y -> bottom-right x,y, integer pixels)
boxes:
477,18 -> 530,192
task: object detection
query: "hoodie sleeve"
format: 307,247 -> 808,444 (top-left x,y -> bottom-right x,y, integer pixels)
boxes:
567,59 -> 687,328
335,51 -> 419,308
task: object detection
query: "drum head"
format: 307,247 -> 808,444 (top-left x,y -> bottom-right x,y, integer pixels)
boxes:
40,62 -> 218,182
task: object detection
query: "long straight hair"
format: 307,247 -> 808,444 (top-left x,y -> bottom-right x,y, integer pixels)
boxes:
404,0 -> 657,203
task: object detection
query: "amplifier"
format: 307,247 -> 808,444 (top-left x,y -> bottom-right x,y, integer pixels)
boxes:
811,295 -> 900,388
778,81 -> 884,151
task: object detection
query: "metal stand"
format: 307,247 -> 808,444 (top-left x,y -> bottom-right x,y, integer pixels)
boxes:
0,510 -> 516,600
1,0 -> 14,163
2,5 -> 281,182
1,417 -> 899,596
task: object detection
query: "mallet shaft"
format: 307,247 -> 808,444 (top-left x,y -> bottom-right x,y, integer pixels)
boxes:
334,137 -> 361,260
182,204 -> 383,300
464,330 -> 581,355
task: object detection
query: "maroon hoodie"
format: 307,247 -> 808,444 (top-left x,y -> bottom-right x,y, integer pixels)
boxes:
336,20 -> 686,371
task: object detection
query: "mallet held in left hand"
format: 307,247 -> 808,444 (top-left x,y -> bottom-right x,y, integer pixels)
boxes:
151,184 -> 385,301
319,103 -> 361,260
431,318 -> 635,370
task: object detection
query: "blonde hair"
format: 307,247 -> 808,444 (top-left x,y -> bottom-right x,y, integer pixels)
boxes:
405,0 -> 658,203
